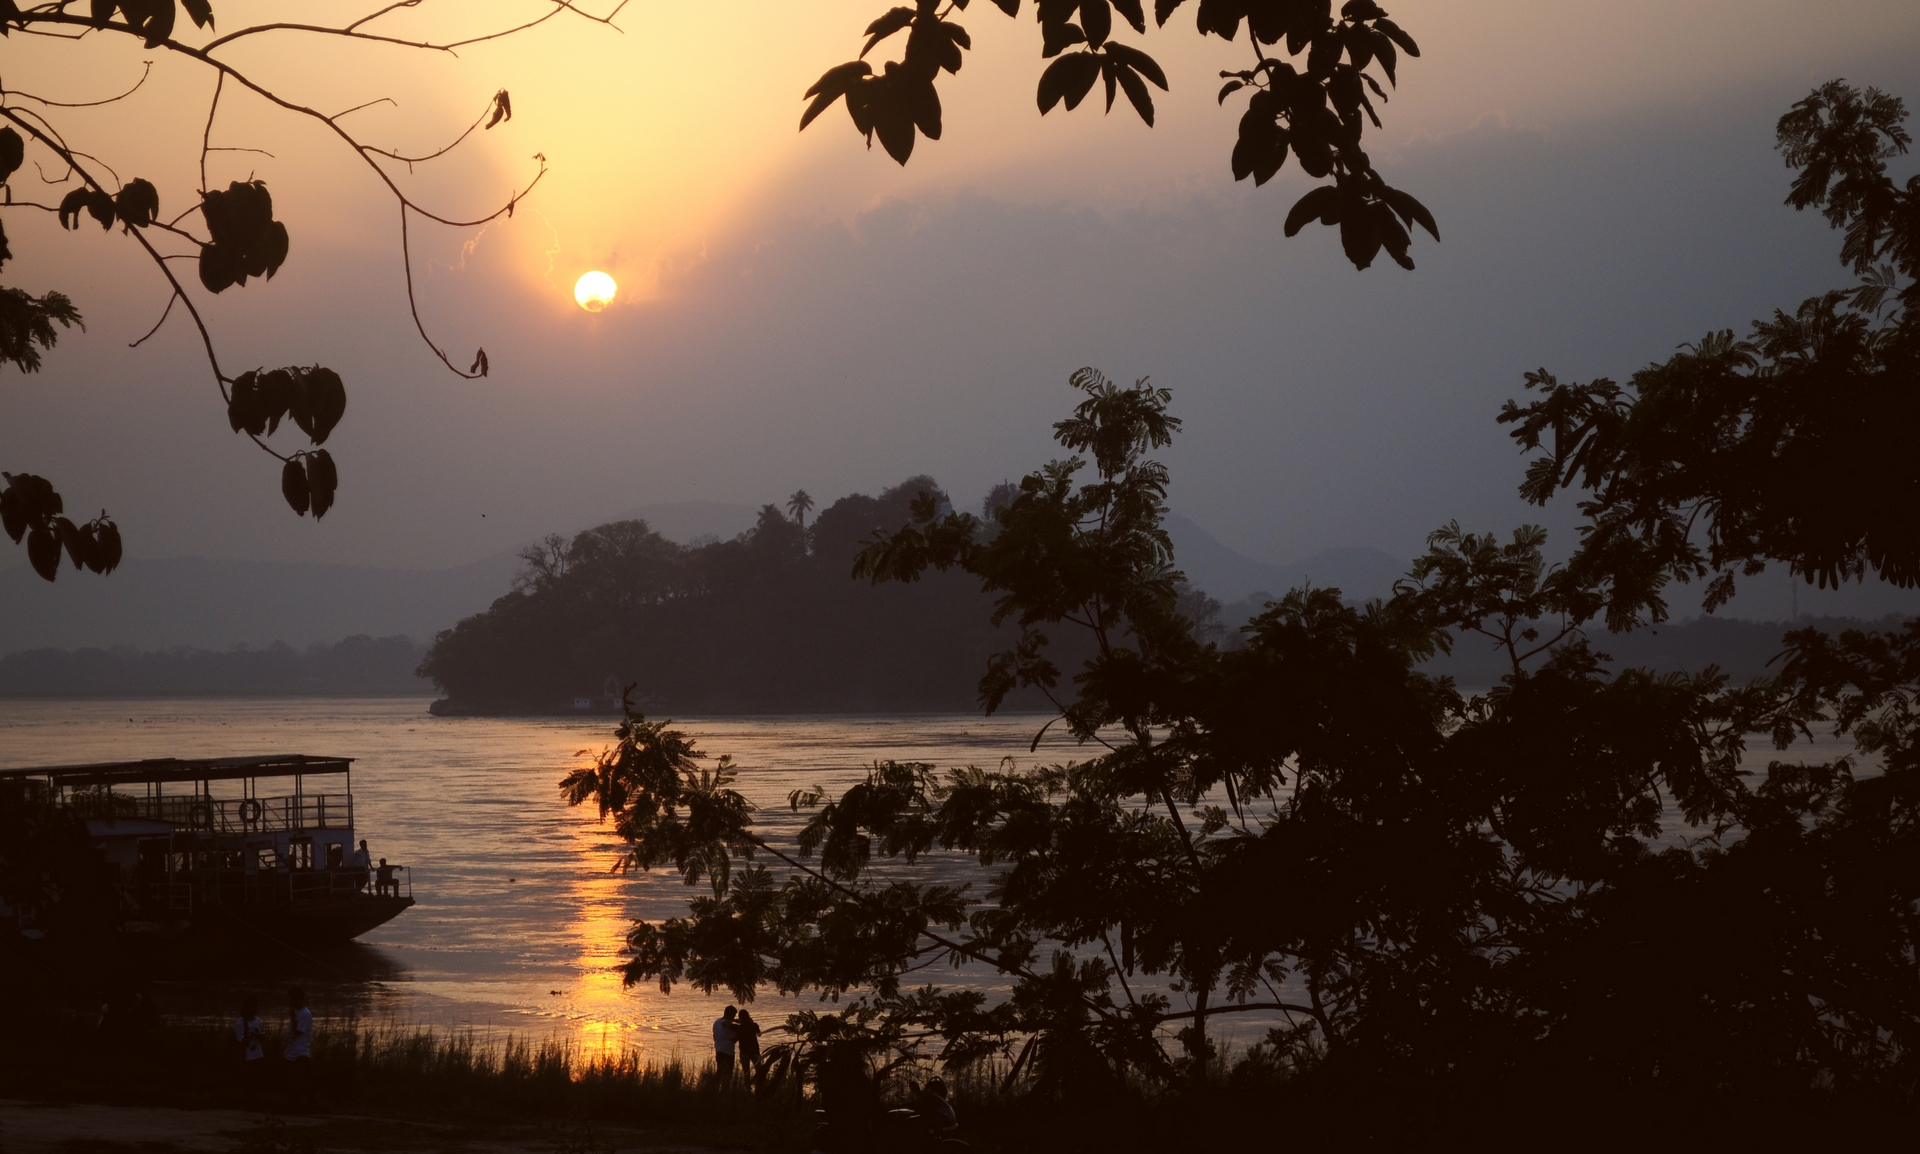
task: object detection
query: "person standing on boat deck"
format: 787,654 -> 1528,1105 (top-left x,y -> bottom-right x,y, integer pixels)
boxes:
284,987 -> 315,1110
735,1009 -> 763,1086
350,840 -> 371,891
235,995 -> 265,1102
713,1005 -> 738,1081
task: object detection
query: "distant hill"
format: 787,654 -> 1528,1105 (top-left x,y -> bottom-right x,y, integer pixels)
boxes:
1421,615 -> 1912,687
0,502 -> 763,655
0,553 -> 522,654
0,635 -> 431,698
1165,513 -> 1405,608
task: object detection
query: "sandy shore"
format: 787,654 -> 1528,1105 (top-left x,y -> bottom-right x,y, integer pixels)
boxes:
0,1099 -> 723,1154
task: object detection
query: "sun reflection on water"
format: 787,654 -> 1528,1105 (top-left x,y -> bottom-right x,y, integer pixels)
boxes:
557,815 -> 655,1061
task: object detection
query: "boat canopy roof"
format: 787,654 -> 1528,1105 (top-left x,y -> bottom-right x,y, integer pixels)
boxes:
0,754 -> 353,787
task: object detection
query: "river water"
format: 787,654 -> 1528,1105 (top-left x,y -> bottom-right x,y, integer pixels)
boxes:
0,696 -> 1854,1063
0,698 -> 1096,1061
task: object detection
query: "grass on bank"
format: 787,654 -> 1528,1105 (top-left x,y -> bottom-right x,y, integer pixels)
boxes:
0,1009 -> 817,1147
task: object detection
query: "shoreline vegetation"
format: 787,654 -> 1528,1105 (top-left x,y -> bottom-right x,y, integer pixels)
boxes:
0,996 -> 1899,1150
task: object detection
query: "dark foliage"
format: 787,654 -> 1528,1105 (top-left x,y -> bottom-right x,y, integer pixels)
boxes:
805,0 -> 1437,270
1421,611 -> 1914,685
561,82 -> 1920,1139
1500,80 -> 1920,614
0,777 -> 120,945
418,481 -> 1080,715
1,471 -> 120,582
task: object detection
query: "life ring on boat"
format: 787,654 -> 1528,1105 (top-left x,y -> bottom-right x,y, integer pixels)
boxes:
188,800 -> 215,830
237,798 -> 263,826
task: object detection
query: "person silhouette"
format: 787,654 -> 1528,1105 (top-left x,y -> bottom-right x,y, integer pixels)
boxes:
235,994 -> 265,1102
284,986 -> 314,1110
735,1009 -> 763,1085
712,1005 -> 738,1082
351,839 -> 371,891
914,1077 -> 957,1135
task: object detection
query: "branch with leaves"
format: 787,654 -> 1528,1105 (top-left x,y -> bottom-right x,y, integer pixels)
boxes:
0,0 -> 623,579
803,0 -> 1438,271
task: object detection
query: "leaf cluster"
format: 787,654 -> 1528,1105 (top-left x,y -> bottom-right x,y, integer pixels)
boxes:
0,472 -> 120,582
221,364 -> 345,518
801,0 -> 1433,270
0,284 -> 83,374
198,181 -> 290,294
80,0 -> 215,49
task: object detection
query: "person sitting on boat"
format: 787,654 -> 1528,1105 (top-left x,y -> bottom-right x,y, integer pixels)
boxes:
375,858 -> 396,897
351,840 -> 372,891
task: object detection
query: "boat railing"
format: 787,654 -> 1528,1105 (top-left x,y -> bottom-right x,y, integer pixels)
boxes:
275,863 -> 413,903
129,865 -> 412,913
132,880 -> 195,916
70,790 -> 354,834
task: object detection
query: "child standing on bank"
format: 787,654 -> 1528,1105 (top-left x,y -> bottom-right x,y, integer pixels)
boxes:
284,987 -> 314,1110
235,995 -> 265,1103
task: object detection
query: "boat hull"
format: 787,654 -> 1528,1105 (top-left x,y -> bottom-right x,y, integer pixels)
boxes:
189,895 -> 415,942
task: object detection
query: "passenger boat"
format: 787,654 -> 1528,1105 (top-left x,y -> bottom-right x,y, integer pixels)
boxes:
0,754 -> 412,942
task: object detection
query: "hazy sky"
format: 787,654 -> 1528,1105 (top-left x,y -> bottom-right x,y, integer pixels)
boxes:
4,1 -> 1918,577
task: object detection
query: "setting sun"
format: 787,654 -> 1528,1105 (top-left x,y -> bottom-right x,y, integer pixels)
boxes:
573,270 -> 617,312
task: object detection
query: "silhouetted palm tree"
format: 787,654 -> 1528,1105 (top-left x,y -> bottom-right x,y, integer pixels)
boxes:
786,489 -> 814,528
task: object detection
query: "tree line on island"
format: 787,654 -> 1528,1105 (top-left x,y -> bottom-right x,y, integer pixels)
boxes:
415,493 -> 1893,715
418,479 -> 1098,716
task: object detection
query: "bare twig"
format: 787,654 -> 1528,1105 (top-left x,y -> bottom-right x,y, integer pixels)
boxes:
2,61 -> 154,108
128,290 -> 181,349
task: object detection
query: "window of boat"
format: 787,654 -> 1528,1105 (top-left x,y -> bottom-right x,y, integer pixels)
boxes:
326,842 -> 344,869
254,846 -> 278,871
288,838 -> 314,871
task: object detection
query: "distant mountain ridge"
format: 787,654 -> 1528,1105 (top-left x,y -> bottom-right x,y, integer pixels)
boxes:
0,502 -> 762,655
0,503 -> 1358,654
1165,513 -> 1404,603
0,635 -> 431,698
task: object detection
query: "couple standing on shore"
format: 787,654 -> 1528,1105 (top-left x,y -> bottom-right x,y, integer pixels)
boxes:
711,1005 -> 762,1083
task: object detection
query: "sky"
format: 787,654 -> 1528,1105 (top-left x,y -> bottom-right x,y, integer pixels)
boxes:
4,1 -> 1919,596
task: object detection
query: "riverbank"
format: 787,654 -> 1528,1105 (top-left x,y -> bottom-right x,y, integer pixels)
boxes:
0,1005 -> 806,1152
0,1100 -> 718,1154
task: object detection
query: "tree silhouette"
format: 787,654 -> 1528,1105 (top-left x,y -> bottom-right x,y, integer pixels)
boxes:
1499,80 -> 1920,614
787,488 -> 816,529
804,1 -> 1439,272
0,1 -> 626,580
564,82 -> 1920,1137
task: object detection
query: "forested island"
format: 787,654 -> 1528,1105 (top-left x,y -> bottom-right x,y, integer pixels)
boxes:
415,474 -> 1884,715
419,477 -> 1081,715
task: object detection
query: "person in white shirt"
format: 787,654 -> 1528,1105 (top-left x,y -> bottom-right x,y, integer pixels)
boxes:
235,995 -> 265,1103
712,1005 -> 738,1081
284,986 -> 314,1109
